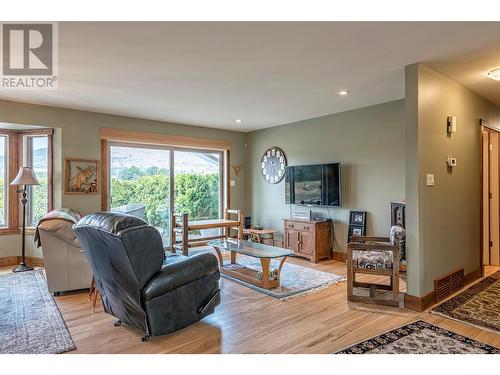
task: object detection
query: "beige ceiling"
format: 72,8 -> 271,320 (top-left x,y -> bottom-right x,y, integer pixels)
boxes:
0,22 -> 499,132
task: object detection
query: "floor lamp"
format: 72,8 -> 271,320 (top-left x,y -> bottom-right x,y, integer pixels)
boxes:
10,166 -> 40,273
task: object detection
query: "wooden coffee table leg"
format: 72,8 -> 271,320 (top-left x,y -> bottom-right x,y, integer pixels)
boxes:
277,256 -> 288,280
212,246 -> 224,268
230,251 -> 236,264
260,258 -> 271,288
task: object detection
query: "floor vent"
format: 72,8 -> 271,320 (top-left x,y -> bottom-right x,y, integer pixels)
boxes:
434,268 -> 465,302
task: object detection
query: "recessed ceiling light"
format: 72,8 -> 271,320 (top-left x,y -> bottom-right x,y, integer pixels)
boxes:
338,90 -> 350,96
235,119 -> 243,123
487,68 -> 500,81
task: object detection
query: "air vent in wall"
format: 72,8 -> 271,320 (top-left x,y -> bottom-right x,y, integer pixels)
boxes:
434,268 -> 465,302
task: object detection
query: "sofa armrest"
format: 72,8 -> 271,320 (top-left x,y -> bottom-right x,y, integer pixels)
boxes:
142,252 -> 219,301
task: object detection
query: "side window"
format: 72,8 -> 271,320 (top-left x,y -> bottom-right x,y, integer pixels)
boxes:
0,135 -> 7,226
24,135 -> 49,226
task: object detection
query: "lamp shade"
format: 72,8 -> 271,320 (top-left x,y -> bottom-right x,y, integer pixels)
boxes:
10,167 -> 40,186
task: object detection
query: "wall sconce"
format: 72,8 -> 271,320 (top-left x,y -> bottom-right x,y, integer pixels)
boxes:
231,164 -> 241,176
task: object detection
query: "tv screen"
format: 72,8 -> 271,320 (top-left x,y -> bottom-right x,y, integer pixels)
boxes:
285,163 -> 341,207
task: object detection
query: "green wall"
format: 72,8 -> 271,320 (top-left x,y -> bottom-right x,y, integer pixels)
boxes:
3,65 -> 498,300
405,63 -> 500,297
245,100 -> 406,251
0,99 -> 246,258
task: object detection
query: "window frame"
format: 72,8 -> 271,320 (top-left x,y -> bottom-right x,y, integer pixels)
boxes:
101,128 -> 231,213
107,141 -> 226,218
0,135 -> 8,227
24,134 -> 51,227
106,140 -> 227,247
0,128 -> 54,234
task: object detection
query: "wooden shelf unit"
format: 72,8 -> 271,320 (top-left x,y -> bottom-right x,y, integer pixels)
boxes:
170,209 -> 243,255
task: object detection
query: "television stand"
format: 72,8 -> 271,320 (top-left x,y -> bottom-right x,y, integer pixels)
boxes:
283,218 -> 332,263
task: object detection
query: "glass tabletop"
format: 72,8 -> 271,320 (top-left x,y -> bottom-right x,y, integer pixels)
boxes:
208,239 -> 294,258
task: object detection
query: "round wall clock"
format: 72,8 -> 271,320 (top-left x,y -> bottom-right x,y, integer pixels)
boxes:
261,146 -> 287,184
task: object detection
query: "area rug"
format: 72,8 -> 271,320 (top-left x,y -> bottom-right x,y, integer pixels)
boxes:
0,269 -> 75,354
430,271 -> 500,333
220,254 -> 345,300
335,320 -> 499,354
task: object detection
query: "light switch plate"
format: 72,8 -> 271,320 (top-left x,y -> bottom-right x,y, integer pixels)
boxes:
230,180 -> 236,187
447,116 -> 457,133
426,174 -> 435,186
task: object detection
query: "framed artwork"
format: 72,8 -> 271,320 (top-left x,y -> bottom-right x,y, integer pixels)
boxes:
390,201 -> 406,229
348,210 -> 367,243
64,158 -> 99,194
349,211 -> 366,226
348,224 -> 365,242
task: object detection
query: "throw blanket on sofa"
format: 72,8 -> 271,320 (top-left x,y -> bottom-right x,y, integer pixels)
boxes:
34,208 -> 83,247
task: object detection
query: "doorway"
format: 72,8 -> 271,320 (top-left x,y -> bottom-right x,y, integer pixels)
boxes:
481,124 -> 500,273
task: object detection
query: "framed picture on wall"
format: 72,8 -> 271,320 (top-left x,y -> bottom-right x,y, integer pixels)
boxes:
64,158 -> 99,194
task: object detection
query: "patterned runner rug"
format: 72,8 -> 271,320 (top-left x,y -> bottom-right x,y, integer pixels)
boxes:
430,271 -> 500,333
335,320 -> 499,354
0,269 -> 75,354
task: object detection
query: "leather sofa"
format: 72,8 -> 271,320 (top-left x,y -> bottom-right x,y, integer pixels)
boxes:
73,212 -> 221,341
37,218 -> 92,295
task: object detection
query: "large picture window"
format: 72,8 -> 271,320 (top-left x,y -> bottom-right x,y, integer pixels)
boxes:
108,143 -> 224,246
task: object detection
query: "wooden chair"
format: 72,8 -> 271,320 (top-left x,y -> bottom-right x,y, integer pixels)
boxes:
225,208 -> 243,240
347,235 -> 400,307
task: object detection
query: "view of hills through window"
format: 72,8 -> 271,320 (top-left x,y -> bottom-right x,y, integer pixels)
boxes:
110,145 -> 221,245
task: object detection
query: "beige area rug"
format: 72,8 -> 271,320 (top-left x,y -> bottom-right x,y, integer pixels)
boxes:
188,248 -> 345,300
335,320 -> 499,354
430,271 -> 500,333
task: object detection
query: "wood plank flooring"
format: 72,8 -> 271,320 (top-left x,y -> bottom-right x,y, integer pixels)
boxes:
2,258 -> 499,353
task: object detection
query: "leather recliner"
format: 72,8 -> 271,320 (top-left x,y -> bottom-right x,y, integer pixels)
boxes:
73,212 -> 221,341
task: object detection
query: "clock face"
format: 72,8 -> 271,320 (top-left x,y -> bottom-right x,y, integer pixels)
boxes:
261,146 -> 287,184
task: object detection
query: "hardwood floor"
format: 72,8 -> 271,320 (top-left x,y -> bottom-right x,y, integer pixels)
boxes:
2,258 -> 499,353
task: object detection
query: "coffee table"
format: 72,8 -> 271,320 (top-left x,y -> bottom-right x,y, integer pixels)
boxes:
208,239 -> 294,289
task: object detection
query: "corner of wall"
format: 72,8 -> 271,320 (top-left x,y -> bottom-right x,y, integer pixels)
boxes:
404,63 -> 422,297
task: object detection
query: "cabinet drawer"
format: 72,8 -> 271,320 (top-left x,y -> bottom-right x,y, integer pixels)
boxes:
299,223 -> 314,231
285,221 -> 314,231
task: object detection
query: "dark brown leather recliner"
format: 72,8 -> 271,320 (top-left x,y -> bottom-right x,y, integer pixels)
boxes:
73,212 -> 220,341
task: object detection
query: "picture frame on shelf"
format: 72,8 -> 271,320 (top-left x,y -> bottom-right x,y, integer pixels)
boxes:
348,210 -> 367,243
349,210 -> 366,226
64,158 -> 99,194
348,224 -> 365,242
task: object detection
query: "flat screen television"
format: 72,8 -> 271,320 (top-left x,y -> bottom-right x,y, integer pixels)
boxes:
285,163 -> 341,207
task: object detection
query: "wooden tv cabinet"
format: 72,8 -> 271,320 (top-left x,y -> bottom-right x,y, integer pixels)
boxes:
283,219 -> 333,263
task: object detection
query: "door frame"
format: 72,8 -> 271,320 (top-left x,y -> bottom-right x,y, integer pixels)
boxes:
480,119 -> 500,273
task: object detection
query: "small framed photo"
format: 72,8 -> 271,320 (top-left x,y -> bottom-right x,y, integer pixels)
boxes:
349,211 -> 366,226
348,224 -> 365,242
64,158 -> 99,194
